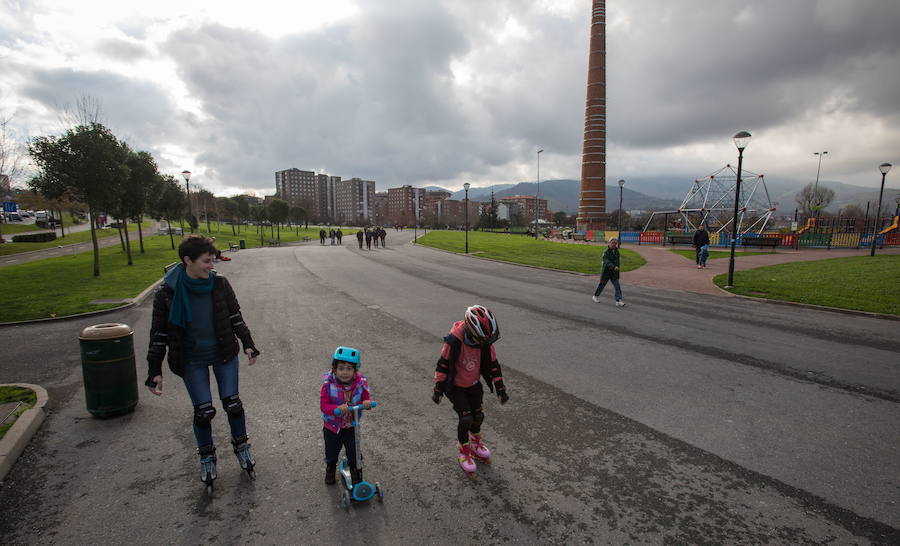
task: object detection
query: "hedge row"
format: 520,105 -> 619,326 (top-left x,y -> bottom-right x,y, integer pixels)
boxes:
12,232 -> 58,243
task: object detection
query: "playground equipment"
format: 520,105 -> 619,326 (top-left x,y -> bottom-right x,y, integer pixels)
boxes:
879,215 -> 899,235
643,165 -> 775,236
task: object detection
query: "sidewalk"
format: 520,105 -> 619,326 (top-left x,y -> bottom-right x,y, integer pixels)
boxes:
623,244 -> 900,296
0,222 -> 159,268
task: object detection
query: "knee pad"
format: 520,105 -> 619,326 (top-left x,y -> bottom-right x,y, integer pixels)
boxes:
472,410 -> 484,427
193,402 -> 216,427
458,412 -> 475,430
222,394 -> 244,418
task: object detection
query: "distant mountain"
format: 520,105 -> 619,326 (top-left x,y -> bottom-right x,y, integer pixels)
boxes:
451,179 -> 680,213
422,185 -> 452,193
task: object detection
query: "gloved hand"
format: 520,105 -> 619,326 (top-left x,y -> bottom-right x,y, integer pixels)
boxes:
497,388 -> 509,405
432,382 -> 444,404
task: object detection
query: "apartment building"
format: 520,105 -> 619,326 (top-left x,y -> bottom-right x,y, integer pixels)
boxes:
334,178 -> 375,223
500,195 -> 549,223
387,185 -> 425,226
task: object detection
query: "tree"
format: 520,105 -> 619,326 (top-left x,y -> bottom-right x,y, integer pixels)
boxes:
796,183 -> 835,218
552,211 -> 569,226
195,188 -> 216,233
289,206 -> 306,235
607,209 -> 632,230
29,123 -> 130,277
0,112 -> 26,243
268,199 -> 289,241
236,196 -> 250,231
121,148 -> 160,258
154,175 -> 186,249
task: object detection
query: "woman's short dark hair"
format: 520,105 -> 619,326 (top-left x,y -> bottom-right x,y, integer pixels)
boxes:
178,235 -> 217,263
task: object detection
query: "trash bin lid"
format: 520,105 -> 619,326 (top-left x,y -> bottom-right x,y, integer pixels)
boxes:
79,323 -> 134,340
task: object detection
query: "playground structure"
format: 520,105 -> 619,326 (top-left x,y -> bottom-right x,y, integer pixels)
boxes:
643,165 -> 775,235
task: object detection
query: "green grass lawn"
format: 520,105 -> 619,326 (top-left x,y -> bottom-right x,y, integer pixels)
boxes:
670,249 -> 772,260
416,230 -> 645,274
0,221 -> 154,257
714,255 -> 900,315
0,223 -> 41,235
0,385 -> 37,440
0,234 -> 190,323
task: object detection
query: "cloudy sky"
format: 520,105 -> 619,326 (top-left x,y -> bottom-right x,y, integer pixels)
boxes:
1,0 -> 899,196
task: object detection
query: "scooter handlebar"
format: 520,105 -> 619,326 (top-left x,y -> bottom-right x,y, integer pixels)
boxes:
333,401 -> 377,416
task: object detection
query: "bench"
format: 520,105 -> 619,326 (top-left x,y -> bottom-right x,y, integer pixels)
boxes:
267,239 -> 280,247
741,236 -> 780,249
163,261 -> 179,275
227,241 -> 239,252
667,235 -> 695,245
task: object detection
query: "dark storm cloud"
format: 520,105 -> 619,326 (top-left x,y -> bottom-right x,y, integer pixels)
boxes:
19,66 -> 183,153
607,0 -> 900,148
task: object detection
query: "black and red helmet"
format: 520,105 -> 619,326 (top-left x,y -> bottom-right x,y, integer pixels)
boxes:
464,305 -> 500,345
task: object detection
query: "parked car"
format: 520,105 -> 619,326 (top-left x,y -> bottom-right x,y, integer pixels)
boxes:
4,212 -> 23,222
35,210 -> 49,220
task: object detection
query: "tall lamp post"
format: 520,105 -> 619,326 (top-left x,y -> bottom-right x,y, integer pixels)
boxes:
463,182 -> 470,253
617,179 -> 625,239
870,163 -> 892,256
181,170 -> 194,233
725,131 -> 752,289
534,148 -> 543,238
812,151 -> 828,225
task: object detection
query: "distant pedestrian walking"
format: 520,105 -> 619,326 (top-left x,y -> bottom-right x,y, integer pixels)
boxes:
329,229 -> 336,245
693,225 -> 710,268
592,238 -> 625,307
319,229 -> 327,246
372,227 -> 379,248
379,228 -> 386,247
365,228 -> 372,250
336,229 -> 343,245
356,230 -> 364,249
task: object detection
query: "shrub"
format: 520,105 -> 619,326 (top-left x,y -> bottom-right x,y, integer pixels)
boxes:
12,232 -> 57,243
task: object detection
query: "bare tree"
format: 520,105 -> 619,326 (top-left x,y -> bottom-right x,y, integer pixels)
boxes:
796,183 -> 835,217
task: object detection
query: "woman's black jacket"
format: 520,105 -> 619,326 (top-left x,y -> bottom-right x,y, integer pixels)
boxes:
146,275 -> 258,385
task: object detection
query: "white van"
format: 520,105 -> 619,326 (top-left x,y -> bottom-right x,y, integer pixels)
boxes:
35,210 -> 48,220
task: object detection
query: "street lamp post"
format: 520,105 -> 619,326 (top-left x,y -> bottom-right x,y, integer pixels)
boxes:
464,182 -> 470,254
725,131 -> 752,289
870,163 -> 892,256
534,149 -> 543,238
181,170 -> 194,233
617,179 -> 625,239
812,151 -> 828,226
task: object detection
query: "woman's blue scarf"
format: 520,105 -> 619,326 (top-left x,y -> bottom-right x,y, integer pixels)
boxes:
165,263 -> 215,328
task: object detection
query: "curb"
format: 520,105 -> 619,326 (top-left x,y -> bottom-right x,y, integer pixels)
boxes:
0,383 -> 49,482
713,285 -> 900,321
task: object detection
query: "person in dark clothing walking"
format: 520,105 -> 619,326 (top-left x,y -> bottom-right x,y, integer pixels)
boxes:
356,229 -> 364,249
365,228 -> 373,250
379,228 -> 386,247
319,228 -> 327,246
592,238 -> 625,306
336,229 -> 343,245
145,235 -> 261,489
692,225 -> 710,268
329,228 -> 336,245
372,227 -> 379,248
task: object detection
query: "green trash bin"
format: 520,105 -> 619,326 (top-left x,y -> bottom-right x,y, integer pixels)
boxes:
239,239 -> 246,249
79,323 -> 139,418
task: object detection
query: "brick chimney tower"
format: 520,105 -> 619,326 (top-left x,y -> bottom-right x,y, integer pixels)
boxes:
577,0 -> 606,231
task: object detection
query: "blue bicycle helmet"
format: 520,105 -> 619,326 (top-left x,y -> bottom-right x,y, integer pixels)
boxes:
332,346 -> 361,369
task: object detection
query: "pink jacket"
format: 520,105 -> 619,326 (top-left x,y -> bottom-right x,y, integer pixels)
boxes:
320,371 -> 371,434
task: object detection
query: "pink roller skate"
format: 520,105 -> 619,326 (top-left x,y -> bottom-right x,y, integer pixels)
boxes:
457,442 -> 477,479
468,432 -> 491,464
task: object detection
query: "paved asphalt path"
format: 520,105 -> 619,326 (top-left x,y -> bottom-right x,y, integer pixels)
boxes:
1,231 -> 898,544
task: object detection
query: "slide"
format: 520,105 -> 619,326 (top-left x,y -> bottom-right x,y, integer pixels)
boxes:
879,215 -> 899,235
796,217 -> 815,234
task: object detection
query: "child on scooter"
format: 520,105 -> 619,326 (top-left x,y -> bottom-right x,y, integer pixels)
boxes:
432,305 -> 509,478
320,346 -> 372,485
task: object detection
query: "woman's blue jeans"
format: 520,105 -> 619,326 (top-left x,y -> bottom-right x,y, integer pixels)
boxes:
182,356 -> 246,448
594,278 -> 623,301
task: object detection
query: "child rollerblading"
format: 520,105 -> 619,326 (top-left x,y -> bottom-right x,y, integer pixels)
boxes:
320,347 -> 372,486
432,305 -> 509,479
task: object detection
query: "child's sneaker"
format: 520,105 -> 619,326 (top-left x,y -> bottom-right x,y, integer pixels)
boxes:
616,300 -> 626,307
591,295 -> 600,303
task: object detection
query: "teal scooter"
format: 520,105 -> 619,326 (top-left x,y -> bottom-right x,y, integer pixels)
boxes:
333,402 -> 383,510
